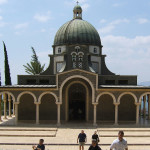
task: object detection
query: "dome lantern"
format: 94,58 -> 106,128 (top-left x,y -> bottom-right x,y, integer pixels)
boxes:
73,1 -> 82,19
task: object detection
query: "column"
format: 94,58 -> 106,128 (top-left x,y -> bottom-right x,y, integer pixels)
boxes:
3,94 -> 7,119
139,103 -> 141,116
57,103 -> 61,126
0,95 -> 2,122
136,103 -> 140,125
115,103 -> 119,125
13,103 -> 15,115
143,96 -> 146,118
8,95 -> 12,117
15,103 -> 18,125
148,95 -> 150,120
93,103 -> 97,126
36,103 -> 39,125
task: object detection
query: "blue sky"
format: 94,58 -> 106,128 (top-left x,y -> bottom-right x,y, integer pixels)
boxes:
0,0 -> 150,84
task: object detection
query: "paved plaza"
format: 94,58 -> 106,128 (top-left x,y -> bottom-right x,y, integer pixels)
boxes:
0,117 -> 150,150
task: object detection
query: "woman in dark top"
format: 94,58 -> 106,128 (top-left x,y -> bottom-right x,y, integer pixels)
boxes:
88,140 -> 101,150
92,131 -> 100,144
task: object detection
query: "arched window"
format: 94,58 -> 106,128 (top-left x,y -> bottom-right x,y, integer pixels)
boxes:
94,48 -> 97,53
58,48 -> 61,53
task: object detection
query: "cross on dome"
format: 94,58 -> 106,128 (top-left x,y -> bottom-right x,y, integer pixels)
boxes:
77,1 -> 79,5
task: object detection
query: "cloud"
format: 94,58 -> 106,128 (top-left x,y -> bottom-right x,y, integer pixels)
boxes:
0,33 -> 3,37
101,35 -> 150,82
137,18 -> 149,24
99,19 -> 129,34
0,16 -> 2,20
15,23 -> 29,29
34,11 -> 51,23
81,3 -> 90,11
100,19 -> 107,24
0,0 -> 7,5
41,29 -> 46,32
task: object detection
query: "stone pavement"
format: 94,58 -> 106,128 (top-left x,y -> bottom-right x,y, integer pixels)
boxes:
0,117 -> 150,150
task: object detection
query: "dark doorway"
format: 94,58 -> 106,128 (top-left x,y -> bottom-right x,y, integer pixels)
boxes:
68,83 -> 86,121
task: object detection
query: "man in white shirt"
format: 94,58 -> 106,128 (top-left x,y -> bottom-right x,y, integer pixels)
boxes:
110,131 -> 128,150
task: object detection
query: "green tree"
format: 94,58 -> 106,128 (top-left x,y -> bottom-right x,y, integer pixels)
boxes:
3,41 -> 12,85
23,47 -> 45,75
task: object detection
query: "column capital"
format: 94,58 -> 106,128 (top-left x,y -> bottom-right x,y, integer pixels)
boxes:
135,103 -> 141,106
114,103 -> 120,106
92,103 -> 98,106
34,102 -> 41,105
56,102 -> 62,105
14,102 -> 19,105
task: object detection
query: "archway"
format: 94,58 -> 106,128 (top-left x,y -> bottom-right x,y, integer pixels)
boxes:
18,94 -> 36,121
39,94 -> 57,122
68,83 -> 86,121
118,94 -> 136,122
97,94 -> 115,123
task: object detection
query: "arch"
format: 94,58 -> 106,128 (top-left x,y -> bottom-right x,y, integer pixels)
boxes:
60,75 -> 95,103
65,80 -> 90,121
96,92 -> 116,104
117,92 -> 137,103
71,52 -> 77,55
17,91 -> 37,103
78,52 -> 84,55
139,92 -> 150,103
38,92 -> 58,103
0,91 -> 16,102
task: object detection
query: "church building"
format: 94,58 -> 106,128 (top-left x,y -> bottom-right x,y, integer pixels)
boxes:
0,4 -> 150,126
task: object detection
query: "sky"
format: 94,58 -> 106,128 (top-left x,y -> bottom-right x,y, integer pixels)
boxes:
0,0 -> 150,85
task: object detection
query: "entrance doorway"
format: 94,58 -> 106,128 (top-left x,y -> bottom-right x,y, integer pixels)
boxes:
68,83 -> 86,121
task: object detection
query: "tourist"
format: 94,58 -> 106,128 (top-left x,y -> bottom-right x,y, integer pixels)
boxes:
110,131 -> 128,150
88,139 -> 102,150
92,131 -> 100,144
32,139 -> 45,150
77,130 -> 87,150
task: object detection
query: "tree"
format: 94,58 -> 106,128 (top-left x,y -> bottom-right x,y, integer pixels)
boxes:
23,47 -> 45,75
3,41 -> 12,85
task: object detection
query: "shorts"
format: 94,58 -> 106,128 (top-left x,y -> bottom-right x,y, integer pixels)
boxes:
79,142 -> 85,146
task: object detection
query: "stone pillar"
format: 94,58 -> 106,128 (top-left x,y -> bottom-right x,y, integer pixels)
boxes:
93,103 -> 98,126
13,103 -> 15,115
3,94 -> 7,119
139,103 -> 141,116
148,95 -> 150,120
143,96 -> 146,118
0,95 -> 2,122
8,95 -> 12,117
136,103 -> 140,125
57,103 -> 61,126
114,103 -> 119,125
15,103 -> 19,125
36,103 -> 40,125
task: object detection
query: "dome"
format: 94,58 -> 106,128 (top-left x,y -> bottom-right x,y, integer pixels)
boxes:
54,19 -> 101,46
53,5 -> 101,46
73,5 -> 82,11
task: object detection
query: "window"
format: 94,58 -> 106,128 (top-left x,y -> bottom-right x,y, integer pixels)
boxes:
75,46 -> 80,53
118,80 -> 128,85
92,62 -> 99,73
78,54 -> 83,62
79,62 -> 82,68
105,80 -> 115,85
27,79 -> 36,85
72,54 -> 76,61
39,80 -> 49,85
73,62 -> 76,68
58,48 -> 61,53
94,48 -> 97,53
57,62 -> 63,72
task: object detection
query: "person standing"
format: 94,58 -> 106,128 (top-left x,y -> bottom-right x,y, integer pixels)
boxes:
88,139 -> 102,150
77,130 -> 87,150
110,131 -> 128,150
32,139 -> 45,150
92,131 -> 100,144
